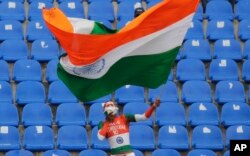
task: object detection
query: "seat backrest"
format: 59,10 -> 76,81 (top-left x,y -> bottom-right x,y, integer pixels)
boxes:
89,103 -> 105,126
226,125 -> 250,147
0,103 -> 18,126
0,126 -> 20,150
115,85 -> 145,103
0,20 -> 23,41
42,149 -> 71,156
6,150 -> 34,156
88,1 -> 114,21
46,59 -> 59,83
187,149 -> 216,156
0,81 -> 12,102
1,40 -> 28,61
0,60 -> 10,81
59,1 -> 85,18
28,2 -> 54,21
117,0 -> 141,19
79,149 -> 107,156
26,20 -> 53,41
207,20 -> 234,40
152,149 -> 180,156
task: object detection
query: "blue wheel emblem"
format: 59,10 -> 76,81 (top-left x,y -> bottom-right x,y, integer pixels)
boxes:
116,137 -> 124,144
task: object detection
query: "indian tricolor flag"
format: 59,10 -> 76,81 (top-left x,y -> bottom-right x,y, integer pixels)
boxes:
42,0 -> 199,102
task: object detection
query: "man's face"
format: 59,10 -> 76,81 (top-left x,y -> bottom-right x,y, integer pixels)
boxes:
103,101 -> 118,116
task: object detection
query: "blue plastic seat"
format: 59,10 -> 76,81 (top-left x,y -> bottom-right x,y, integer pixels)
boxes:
123,102 -> 153,126
57,0 -> 83,4
0,20 -> 23,41
22,103 -> 53,127
130,125 -> 155,150
0,60 -> 10,81
224,151 -> 229,156
176,59 -> 206,82
181,81 -> 212,104
188,102 -> 219,126
90,126 -> 110,150
0,103 -> 19,126
146,0 -> 162,9
243,40 -> 250,59
213,39 -> 242,61
182,39 -> 211,61
235,0 -> 250,21
168,70 -> 174,81
148,81 -> 178,103
28,2 -> 54,21
156,102 -> 186,126
23,126 -> 54,150
115,85 -> 145,104
152,149 -> 180,156
158,125 -> 189,150
59,2 -> 85,18
57,125 -> 88,150
56,103 -> 86,126
187,149 -> 216,156
1,40 -> 28,62
0,126 -> 20,150
221,102 -> 250,126
88,103 -> 105,127
192,125 -> 224,150
226,125 -> 250,148
238,20 -> 250,41
85,94 -> 112,105
242,60 -> 250,82
215,81 -> 245,104
79,149 -> 107,156
88,1 -> 114,22
193,3 -> 203,21
133,149 -> 144,156
117,1 -> 141,20
43,149 -> 71,156
12,59 -> 42,82
0,81 -> 12,103
48,81 -> 78,104
205,0 -> 233,21
209,59 -> 239,82
31,39 -> 60,61
26,20 -> 54,42
46,59 -> 59,83
0,0 -> 25,3
184,20 -> 204,40
0,2 -> 25,22
207,20 -> 234,41
6,150 -> 34,156
16,81 -> 46,105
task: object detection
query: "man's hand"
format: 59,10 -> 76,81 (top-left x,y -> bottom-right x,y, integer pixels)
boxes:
153,98 -> 160,108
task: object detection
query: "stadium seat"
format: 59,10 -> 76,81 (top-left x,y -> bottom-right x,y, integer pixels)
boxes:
168,70 -> 174,81
79,149 -> 107,156
0,126 -> 20,150
130,125 -> 155,150
187,149 -> 216,156
12,59 -> 42,82
46,59 -> 59,83
43,149 -> 71,156
115,85 -> 145,104
207,20 -> 234,41
181,81 -> 212,104
31,39 -> 60,61
88,103 -> 105,127
0,103 -> 19,126
221,102 -> 250,126
0,81 -> 12,103
0,20 -> 23,41
235,0 -> 250,21
0,2 -> 25,22
192,125 -> 224,150
27,0 -> 53,4
226,125 -> 250,148
26,20 -> 54,42
193,3 -> 203,21
57,0 -> 83,4
59,2 -> 85,18
188,102 -> 219,126
88,1 -> 115,22
158,125 -> 189,150
176,59 -> 206,81
117,1 -> 141,20
146,0 -> 162,9
242,60 -> 250,82
56,103 -> 86,126
1,40 -> 28,61
209,59 -> 239,82
90,126 -> 110,150
133,149 -> 144,156
57,125 -> 88,150
123,102 -> 153,126
48,81 -> 78,104
184,20 -> 204,40
213,39 -> 242,61
16,81 -> 46,105
155,102 -> 186,126
6,150 -> 34,156
23,126 -> 54,150
116,17 -> 133,30
215,81 -> 246,104
148,81 -> 178,103
238,19 -> 250,41
224,151 -> 229,156
0,60 -> 10,81
152,149 -> 180,156
181,39 -> 211,61
243,40 -> 250,59
205,0 -> 233,21
28,2 -> 54,21
22,103 -> 53,127
85,94 -> 112,105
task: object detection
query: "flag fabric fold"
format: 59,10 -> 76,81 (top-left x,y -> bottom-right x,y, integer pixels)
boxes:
42,0 -> 199,102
